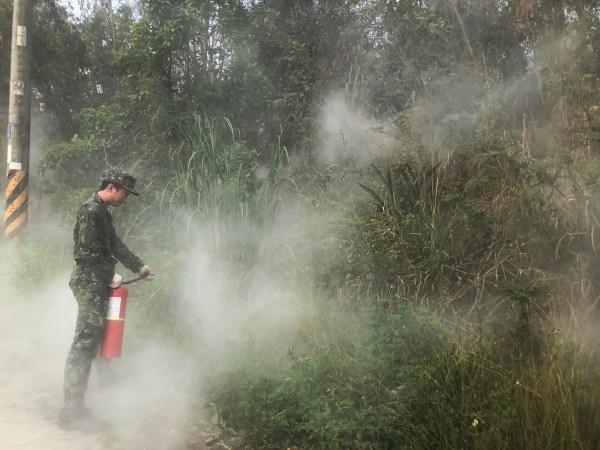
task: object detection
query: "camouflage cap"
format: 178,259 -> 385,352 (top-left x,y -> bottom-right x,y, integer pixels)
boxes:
103,169 -> 140,196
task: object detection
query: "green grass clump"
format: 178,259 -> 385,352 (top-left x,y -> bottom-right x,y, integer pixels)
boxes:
210,308 -> 443,449
209,305 -> 600,449
352,143 -> 559,303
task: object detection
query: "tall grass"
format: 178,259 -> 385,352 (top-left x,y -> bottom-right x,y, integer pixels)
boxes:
152,115 -> 286,271
353,142 -> 570,310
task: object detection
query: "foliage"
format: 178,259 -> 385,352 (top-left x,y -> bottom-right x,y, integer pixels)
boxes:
0,238 -> 71,294
350,141 -> 558,302
31,1 -> 92,139
167,117 -> 260,208
245,2 -> 319,149
158,115 -> 263,263
210,305 -> 600,449
211,308 -> 445,449
411,326 -> 600,449
39,136 -> 106,187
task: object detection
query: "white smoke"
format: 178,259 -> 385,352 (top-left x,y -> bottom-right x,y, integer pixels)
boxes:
317,91 -> 400,169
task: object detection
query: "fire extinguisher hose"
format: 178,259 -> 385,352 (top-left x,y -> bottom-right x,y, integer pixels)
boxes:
121,275 -> 148,285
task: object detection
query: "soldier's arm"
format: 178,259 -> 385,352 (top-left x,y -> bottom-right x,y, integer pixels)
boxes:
110,230 -> 144,273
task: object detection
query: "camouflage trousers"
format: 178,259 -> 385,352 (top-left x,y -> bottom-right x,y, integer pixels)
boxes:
63,266 -> 111,398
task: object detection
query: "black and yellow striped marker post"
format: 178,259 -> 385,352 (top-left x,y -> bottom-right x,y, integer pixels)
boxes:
5,169 -> 29,241
5,0 -> 33,242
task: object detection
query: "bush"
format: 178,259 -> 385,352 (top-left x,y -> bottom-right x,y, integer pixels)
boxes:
209,307 -> 447,449
208,305 -> 600,449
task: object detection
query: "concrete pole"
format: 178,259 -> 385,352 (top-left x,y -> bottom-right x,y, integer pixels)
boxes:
5,0 -> 34,242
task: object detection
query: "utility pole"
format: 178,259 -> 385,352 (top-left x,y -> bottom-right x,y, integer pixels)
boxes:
5,0 -> 33,242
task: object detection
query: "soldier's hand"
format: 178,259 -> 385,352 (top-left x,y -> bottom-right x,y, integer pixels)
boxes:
138,265 -> 155,280
109,273 -> 123,288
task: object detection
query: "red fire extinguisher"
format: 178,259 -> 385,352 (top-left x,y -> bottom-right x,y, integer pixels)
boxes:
100,285 -> 129,358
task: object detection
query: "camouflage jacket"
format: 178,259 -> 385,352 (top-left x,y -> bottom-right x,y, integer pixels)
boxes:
72,191 -> 144,283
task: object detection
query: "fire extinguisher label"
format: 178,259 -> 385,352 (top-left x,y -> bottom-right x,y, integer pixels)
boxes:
107,296 -> 122,319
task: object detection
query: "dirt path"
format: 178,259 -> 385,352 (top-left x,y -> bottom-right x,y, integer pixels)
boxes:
0,276 -> 208,450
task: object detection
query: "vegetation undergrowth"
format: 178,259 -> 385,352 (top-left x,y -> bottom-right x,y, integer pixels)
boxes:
200,123 -> 600,449
208,301 -> 600,450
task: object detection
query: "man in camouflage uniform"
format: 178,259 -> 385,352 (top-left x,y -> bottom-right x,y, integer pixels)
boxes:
59,170 -> 155,431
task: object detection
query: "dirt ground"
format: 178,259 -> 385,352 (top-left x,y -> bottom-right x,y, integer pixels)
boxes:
0,275 -> 209,450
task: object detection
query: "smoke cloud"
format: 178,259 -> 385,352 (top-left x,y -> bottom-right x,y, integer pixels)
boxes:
317,91 -> 400,169
0,243 -> 207,448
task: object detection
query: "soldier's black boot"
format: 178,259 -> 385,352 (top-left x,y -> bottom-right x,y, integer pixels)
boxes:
58,394 -> 103,432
